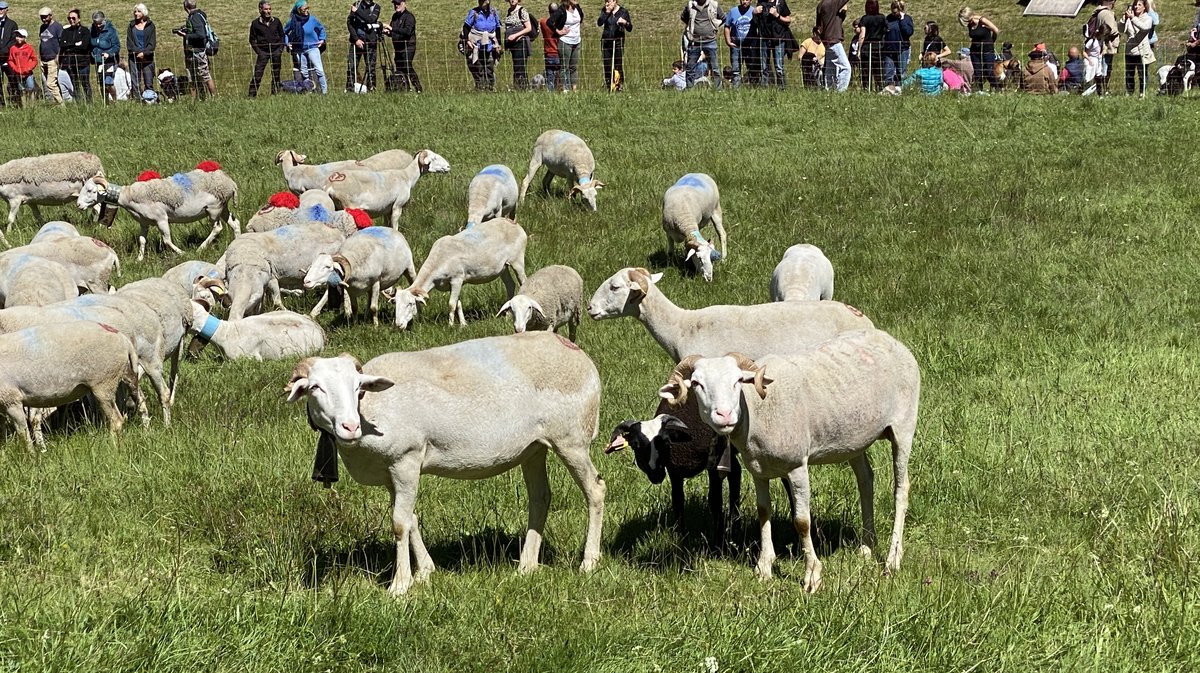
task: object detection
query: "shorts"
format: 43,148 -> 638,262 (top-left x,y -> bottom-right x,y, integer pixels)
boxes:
186,49 -> 211,81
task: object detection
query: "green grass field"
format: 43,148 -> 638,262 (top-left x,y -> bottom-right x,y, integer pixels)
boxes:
0,90 -> 1198,671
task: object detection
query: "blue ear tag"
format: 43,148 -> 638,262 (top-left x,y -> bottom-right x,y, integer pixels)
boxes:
578,176 -> 590,185
198,315 -> 221,340
327,270 -> 343,287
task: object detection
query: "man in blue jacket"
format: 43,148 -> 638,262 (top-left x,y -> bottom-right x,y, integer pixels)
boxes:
346,0 -> 381,91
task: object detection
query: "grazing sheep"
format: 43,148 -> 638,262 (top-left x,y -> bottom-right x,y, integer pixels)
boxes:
519,130 -> 605,211
0,236 -> 120,295
770,244 -> 834,302
466,164 -> 518,229
245,190 -> 360,236
0,152 -> 105,241
75,168 -> 240,262
0,254 -> 79,307
276,149 -> 416,194
30,221 -> 80,244
223,223 -> 346,320
587,267 -> 874,362
657,330 -> 921,592
0,321 -> 140,450
322,150 -> 452,229
285,332 -> 606,595
161,260 -> 223,296
302,227 -> 416,325
661,173 -> 728,283
391,218 -> 527,329
188,300 -> 324,361
496,264 -> 582,340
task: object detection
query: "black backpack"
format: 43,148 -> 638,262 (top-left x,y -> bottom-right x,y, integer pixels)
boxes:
527,9 -> 539,39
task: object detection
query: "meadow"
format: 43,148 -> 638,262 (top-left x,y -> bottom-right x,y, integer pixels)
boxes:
0,86 -> 1198,671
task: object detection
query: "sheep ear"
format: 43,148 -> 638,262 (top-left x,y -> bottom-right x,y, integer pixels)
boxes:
495,300 -> 513,317
285,377 -> 310,403
359,375 -> 395,393
593,181 -> 606,190
649,273 -> 663,284
528,299 -> 545,319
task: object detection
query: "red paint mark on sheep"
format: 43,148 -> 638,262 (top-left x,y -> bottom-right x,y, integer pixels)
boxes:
98,323 -> 119,333
91,239 -> 109,248
328,172 -> 347,183
555,334 -> 581,351
845,305 -> 864,317
195,160 -> 221,173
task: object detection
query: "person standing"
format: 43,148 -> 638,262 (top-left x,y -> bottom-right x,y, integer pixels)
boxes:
284,1 -> 327,93
346,0 -> 381,91
38,7 -> 63,104
854,0 -> 886,90
681,0 -> 721,88
126,4 -> 155,96
539,2 -> 561,91
460,0 -> 501,91
958,8 -> 998,92
883,0 -> 912,84
1092,0 -> 1119,95
1120,0 -> 1154,97
597,0 -> 630,91
816,0 -> 849,91
59,8 -> 90,101
175,0 -> 216,99
553,0 -> 582,91
248,0 -> 283,96
504,0 -> 533,90
384,0 -> 421,91
90,10 -> 119,102
0,2 -> 19,108
754,0 -> 791,88
723,0 -> 752,86
7,28 -> 35,106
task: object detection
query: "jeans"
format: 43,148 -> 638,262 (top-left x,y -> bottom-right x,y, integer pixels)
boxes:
346,41 -> 378,91
249,49 -> 282,96
41,57 -> 62,103
728,42 -> 742,87
822,42 -> 851,91
759,39 -> 785,88
508,37 -> 530,89
686,39 -> 719,87
467,48 -> 496,90
544,54 -> 559,91
559,40 -> 580,90
601,38 -> 625,91
299,47 -> 327,93
897,46 -> 910,79
132,55 -> 154,95
1124,54 -> 1148,95
970,51 -> 995,90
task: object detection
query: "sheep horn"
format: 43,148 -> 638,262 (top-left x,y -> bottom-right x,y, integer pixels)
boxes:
93,175 -> 108,187
569,184 -> 583,196
627,267 -> 652,296
331,254 -> 352,281
336,352 -> 364,372
727,352 -> 772,400
663,355 -> 704,407
286,357 -> 315,394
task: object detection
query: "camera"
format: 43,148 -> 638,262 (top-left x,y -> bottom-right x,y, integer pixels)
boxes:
173,24 -> 186,36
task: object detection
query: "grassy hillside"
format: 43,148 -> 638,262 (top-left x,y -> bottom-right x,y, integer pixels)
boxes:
0,89 -> 1197,671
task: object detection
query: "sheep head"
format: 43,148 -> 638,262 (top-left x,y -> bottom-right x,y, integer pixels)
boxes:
569,179 -> 604,212
496,295 -> 545,333
276,150 -> 307,166
76,175 -> 107,209
605,414 -> 693,484
658,353 -> 773,436
416,149 -> 451,175
586,267 -> 663,320
390,287 -> 428,330
285,354 -> 392,442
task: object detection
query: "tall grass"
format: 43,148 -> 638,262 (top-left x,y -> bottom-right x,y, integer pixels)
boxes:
0,90 -> 1197,671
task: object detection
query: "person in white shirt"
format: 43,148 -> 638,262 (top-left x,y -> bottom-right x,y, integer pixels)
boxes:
112,59 -> 133,100
553,0 -> 582,90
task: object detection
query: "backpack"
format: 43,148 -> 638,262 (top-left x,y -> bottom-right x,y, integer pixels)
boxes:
526,8 -> 539,40
200,12 -> 220,56
1083,10 -> 1108,42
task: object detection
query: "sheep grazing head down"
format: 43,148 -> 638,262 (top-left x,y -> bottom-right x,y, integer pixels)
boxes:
605,414 -> 692,484
658,354 -> 773,435
570,178 -> 605,212
416,149 -> 452,175
390,287 -> 427,329
587,267 -> 663,320
685,238 -> 718,283
496,295 -> 544,333
286,354 -> 394,442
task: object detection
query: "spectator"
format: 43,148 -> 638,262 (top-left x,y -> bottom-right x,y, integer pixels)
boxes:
1060,45 -> 1084,91
384,0 -> 421,92
958,7 -> 998,92
1021,44 -> 1056,94
941,45 -> 973,84
1145,0 -> 1158,56
113,56 -> 132,99
284,1 -> 327,94
126,4 -> 155,97
921,20 -> 946,59
940,56 -> 967,92
1188,22 -> 1200,69
887,50 -> 939,94
46,63 -> 72,99
90,10 -> 119,103
681,0 -> 722,88
460,0 -> 501,91
37,8 -> 63,104
1093,0 -> 1119,96
175,0 -> 216,100
539,2 -> 561,91
597,0 -> 630,91
249,0 -> 284,96
795,26 -> 824,88
505,0 -> 534,90
883,1 -> 912,84
816,0 -> 849,91
553,0 -> 582,92
662,58 -> 685,89
754,0 -> 791,88
1120,0 -> 1154,97
0,2 -> 18,107
724,0 -> 752,86
7,28 -> 35,106
60,8 -> 91,102
346,0 -> 381,92
855,0 -> 886,91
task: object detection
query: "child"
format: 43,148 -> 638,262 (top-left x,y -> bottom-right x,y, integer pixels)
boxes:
662,60 -> 686,90
7,29 -> 37,107
888,51 -> 942,95
941,58 -> 969,93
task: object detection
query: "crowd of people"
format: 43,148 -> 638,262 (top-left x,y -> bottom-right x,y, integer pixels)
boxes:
0,0 -> 1194,104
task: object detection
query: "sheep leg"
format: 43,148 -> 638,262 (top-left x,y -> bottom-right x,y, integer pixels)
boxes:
728,449 -> 743,527
849,453 -> 877,558
447,278 -> 464,326
4,196 -> 20,232
136,220 -> 150,262
341,288 -> 354,322
197,213 -> 224,251
669,472 -> 686,531
389,202 -> 404,230
4,404 -> 33,452
369,280 -> 381,327
552,440 -> 606,573
28,407 -> 46,449
386,468 -> 421,597
518,446 -> 551,574
142,360 -> 171,427
885,425 -> 915,576
268,279 -> 285,311
711,204 -> 728,257
519,152 -> 542,201
500,268 -> 517,301
166,346 -> 182,408
226,207 -> 242,237
752,476 -> 776,580
154,218 -> 184,256
29,204 -> 45,225
409,512 -> 435,582
309,288 -> 330,317
508,258 -> 527,288
94,388 -> 125,436
785,464 -> 821,593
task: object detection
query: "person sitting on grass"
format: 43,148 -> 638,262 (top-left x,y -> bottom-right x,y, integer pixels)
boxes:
1022,44 -> 1057,94
1059,46 -> 1085,91
885,50 -> 940,94
941,56 -> 969,92
662,58 -> 686,89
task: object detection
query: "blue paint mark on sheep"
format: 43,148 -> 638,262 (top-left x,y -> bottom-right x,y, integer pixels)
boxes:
171,173 -> 193,190
451,340 -> 520,383
306,204 -> 332,223
478,165 -> 508,178
674,174 -> 708,190
358,226 -> 389,239
273,226 -> 298,241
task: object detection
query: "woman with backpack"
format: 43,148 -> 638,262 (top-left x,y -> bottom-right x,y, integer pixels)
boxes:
460,0 -> 502,90
284,0 -> 327,93
503,0 -> 534,90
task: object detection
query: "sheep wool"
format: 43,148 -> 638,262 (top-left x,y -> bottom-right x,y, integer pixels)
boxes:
123,169 -> 238,211
0,152 -> 104,187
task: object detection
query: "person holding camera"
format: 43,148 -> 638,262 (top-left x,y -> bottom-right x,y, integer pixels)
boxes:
460,0 -> 502,91
755,0 -> 792,88
681,0 -> 719,88
284,1 -> 327,93
174,0 -> 216,100
1120,0 -> 1154,97
384,0 -> 421,92
346,0 -> 380,92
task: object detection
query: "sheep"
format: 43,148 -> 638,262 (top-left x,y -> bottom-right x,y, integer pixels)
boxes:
322,150 -> 451,229
656,330 -> 921,592
285,331 -> 606,595
188,300 -> 324,361
770,244 -> 835,302
587,267 -> 874,362
224,223 -> 346,320
0,254 -> 79,307
75,168 -> 240,262
161,260 -> 223,296
0,151 -> 105,241
495,264 -> 582,341
0,321 -> 140,450
30,220 -> 80,244
0,236 -> 120,295
661,173 -> 728,283
276,149 -> 415,194
466,164 -> 518,229
519,130 -> 605,211
245,190 -> 360,236
391,217 -> 527,329
302,227 -> 416,325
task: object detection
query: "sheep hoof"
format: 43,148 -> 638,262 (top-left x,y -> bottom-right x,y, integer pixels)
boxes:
803,562 -> 823,593
387,578 -> 413,597
414,566 -> 434,583
754,563 -> 773,581
518,560 -> 540,575
578,556 -> 599,573
858,545 -> 874,560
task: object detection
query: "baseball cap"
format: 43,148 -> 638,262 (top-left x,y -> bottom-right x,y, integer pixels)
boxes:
957,47 -> 970,57
39,6 -> 52,16
0,2 -> 11,10
15,28 -> 27,37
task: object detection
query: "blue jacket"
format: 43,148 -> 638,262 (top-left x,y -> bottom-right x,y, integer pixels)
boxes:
884,13 -> 913,53
284,12 -> 326,51
90,19 -> 119,64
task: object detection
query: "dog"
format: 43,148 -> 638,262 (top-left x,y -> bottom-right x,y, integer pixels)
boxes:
157,69 -> 181,102
1159,55 -> 1195,96
992,58 -> 1023,91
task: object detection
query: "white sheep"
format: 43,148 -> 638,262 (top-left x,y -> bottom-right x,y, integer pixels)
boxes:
587,267 -> 874,362
75,169 -> 240,262
519,130 -> 605,211
30,220 -> 80,244
277,149 -> 415,194
466,164 -> 518,229
302,227 -> 416,325
661,173 -> 728,283
0,236 -> 120,295
223,223 -> 346,320
188,300 -> 324,361
285,332 -> 606,595
0,152 -> 105,243
770,244 -> 834,301
391,218 -> 527,329
496,264 -> 582,341
657,329 -> 921,593
0,254 -> 79,307
0,320 -> 141,450
161,260 -> 223,296
322,150 -> 451,229
245,190 -> 360,236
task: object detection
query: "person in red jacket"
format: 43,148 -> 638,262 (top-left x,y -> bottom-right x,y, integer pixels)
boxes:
7,28 -> 36,106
